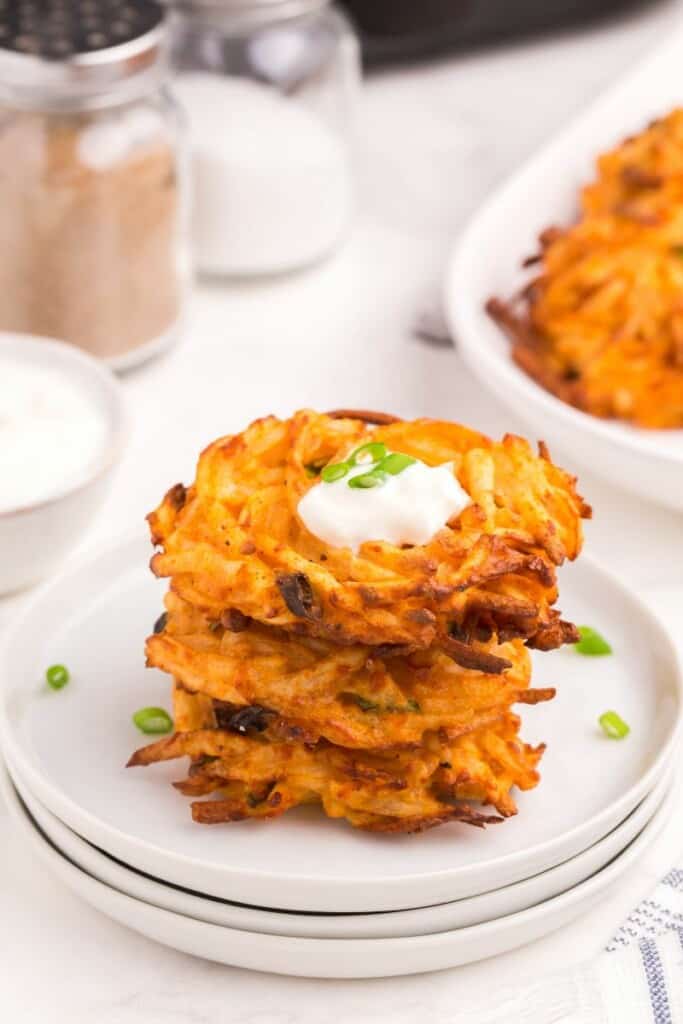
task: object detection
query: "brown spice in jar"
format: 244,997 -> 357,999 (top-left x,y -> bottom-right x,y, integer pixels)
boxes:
0,106 -> 182,361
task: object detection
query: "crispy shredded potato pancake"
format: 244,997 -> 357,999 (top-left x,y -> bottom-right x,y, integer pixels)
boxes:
488,109 -> 683,428
128,699 -> 544,832
146,592 -> 553,750
148,409 -> 588,659
130,408 -> 585,834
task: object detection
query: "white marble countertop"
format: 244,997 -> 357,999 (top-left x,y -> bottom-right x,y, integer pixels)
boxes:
3,3 -> 683,1020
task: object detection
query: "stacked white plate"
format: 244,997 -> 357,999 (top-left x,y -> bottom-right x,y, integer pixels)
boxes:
0,535 -> 681,978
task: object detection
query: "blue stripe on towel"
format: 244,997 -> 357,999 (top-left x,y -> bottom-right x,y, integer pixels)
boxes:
640,939 -> 673,1024
662,869 -> 683,891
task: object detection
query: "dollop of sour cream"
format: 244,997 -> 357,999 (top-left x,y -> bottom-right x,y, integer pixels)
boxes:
0,360 -> 108,514
297,454 -> 471,552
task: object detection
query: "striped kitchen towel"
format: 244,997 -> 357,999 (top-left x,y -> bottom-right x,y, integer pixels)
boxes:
478,867 -> 683,1024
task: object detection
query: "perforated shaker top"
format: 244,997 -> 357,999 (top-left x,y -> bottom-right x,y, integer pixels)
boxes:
0,0 -> 163,59
0,0 -> 167,108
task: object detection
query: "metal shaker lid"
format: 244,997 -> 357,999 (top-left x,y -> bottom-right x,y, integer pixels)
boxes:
0,0 -> 168,109
169,0 -> 327,20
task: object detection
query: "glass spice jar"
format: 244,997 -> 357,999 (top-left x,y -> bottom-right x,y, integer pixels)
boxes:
0,0 -> 189,369
168,0 -> 360,276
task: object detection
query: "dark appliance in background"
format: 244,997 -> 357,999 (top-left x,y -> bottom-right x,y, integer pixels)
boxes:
340,0 -> 663,65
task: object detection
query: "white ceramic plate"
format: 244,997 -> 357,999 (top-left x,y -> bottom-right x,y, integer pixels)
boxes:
8,758 -> 673,939
0,534 -> 679,912
445,25 -> 683,510
2,763 -> 674,979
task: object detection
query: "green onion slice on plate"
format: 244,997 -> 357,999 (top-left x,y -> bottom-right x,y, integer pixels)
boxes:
46,664 -> 70,690
599,710 -> 630,740
133,707 -> 173,735
575,626 -> 612,656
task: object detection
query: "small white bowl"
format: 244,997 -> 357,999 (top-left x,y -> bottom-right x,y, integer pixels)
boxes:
0,334 -> 127,595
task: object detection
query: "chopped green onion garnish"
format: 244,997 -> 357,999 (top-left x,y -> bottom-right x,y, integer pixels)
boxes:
46,664 -> 69,690
348,469 -> 388,489
348,442 -> 387,466
350,695 -> 420,714
575,626 -> 612,656
321,462 -> 349,483
599,710 -> 630,740
353,695 -> 379,712
133,707 -> 173,735
379,452 -> 416,475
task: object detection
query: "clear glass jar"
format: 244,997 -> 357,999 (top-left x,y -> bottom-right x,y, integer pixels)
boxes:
169,0 -> 360,276
0,3 -> 189,369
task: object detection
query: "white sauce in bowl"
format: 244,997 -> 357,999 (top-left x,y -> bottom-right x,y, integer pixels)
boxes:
298,457 -> 471,552
0,360 -> 108,513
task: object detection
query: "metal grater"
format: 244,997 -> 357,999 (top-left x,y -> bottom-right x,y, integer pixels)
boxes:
0,0 -> 167,108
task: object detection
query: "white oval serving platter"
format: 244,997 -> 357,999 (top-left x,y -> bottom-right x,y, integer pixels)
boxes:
8,757 -> 673,939
0,533 -> 679,912
445,24 -> 683,510
2,764 -> 674,979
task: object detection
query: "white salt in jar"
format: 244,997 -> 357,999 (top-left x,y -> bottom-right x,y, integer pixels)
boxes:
169,0 -> 360,276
